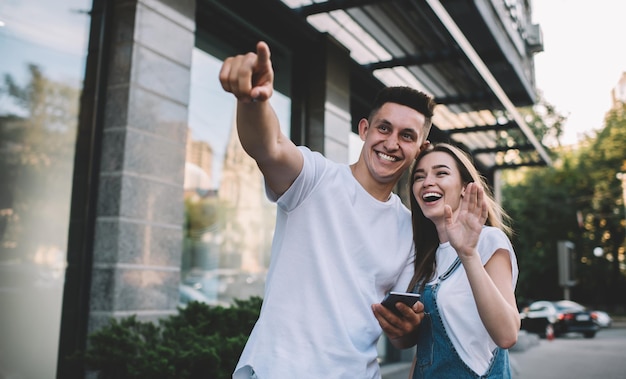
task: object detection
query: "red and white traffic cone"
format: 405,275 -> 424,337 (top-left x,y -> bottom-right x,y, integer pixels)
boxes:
546,324 -> 554,341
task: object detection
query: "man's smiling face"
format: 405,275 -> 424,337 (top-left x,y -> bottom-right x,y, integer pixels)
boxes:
359,102 -> 426,185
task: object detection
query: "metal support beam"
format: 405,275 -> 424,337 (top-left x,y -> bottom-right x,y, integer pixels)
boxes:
295,0 -> 386,16
472,143 -> 536,154
363,48 -> 464,70
495,161 -> 547,170
435,92 -> 494,105
426,0 -> 552,166
446,122 -> 516,134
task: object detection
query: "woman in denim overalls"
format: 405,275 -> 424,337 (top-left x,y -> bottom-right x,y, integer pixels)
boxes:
405,143 -> 520,378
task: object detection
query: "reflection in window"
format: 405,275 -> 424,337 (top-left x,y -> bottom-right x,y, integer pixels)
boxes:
182,48 -> 290,307
0,0 -> 90,377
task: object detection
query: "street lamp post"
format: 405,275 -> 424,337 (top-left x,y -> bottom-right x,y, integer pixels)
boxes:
617,172 -> 626,274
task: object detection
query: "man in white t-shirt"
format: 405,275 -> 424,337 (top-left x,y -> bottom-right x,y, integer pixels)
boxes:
219,41 -> 436,379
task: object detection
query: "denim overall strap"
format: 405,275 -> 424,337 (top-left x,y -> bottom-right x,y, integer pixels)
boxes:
413,257 -> 511,379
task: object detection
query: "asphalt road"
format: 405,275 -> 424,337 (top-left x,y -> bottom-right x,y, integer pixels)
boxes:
382,320 -> 626,379
511,322 -> 626,379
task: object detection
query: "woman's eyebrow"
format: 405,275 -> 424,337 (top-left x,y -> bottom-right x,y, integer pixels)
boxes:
432,164 -> 451,170
415,164 -> 450,172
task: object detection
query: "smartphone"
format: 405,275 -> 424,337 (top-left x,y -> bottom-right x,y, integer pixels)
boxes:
381,292 -> 421,316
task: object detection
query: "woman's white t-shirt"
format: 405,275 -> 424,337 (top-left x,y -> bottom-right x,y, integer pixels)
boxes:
429,227 -> 518,375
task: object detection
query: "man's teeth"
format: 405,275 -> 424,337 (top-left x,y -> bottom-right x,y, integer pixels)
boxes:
378,152 -> 397,162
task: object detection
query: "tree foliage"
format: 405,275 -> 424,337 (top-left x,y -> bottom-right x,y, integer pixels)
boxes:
0,64 -> 80,266
503,103 -> 626,310
523,92 -> 567,148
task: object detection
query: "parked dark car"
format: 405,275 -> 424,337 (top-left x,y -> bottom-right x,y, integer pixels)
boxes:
520,300 -> 600,339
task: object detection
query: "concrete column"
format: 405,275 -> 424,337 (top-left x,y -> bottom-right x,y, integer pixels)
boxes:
305,35 -> 352,163
88,0 -> 195,333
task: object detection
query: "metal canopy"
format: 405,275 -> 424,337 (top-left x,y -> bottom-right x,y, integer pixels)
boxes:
281,0 -> 551,171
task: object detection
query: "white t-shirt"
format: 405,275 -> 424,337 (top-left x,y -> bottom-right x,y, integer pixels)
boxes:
429,227 -> 518,375
233,147 -> 415,379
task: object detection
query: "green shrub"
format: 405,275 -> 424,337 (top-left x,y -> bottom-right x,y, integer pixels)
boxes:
76,297 -> 262,379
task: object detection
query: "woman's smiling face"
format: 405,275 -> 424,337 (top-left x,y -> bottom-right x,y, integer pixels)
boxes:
412,151 -> 465,222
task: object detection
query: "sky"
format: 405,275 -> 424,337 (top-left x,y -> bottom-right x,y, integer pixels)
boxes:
531,1 -> 626,145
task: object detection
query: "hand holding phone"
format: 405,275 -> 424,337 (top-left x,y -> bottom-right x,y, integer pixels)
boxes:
381,292 -> 421,317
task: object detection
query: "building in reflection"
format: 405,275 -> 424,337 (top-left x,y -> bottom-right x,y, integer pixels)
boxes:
182,119 -> 273,305
218,122 -> 275,274
185,132 -> 213,194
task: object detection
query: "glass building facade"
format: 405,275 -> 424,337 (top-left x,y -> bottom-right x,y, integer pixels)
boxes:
0,1 -> 91,377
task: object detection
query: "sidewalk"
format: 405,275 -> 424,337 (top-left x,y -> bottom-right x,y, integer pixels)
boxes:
609,315 -> 626,328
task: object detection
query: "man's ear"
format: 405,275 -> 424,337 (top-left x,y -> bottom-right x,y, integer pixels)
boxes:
415,140 -> 430,159
357,118 -> 369,141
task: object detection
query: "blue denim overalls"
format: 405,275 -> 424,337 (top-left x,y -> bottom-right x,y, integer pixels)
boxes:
412,257 -> 511,379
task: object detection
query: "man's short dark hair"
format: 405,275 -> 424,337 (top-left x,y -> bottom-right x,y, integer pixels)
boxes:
369,86 -> 437,124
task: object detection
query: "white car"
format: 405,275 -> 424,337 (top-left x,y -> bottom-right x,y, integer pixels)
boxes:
593,310 -> 613,328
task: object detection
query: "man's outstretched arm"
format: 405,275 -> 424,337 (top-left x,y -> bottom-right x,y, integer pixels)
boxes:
219,41 -> 303,196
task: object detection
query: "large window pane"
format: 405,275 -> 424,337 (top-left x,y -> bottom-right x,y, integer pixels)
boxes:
0,1 -> 90,377
181,48 -> 290,306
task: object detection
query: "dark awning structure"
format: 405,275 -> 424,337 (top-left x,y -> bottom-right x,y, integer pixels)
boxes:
282,0 -> 551,172
198,0 -> 551,174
